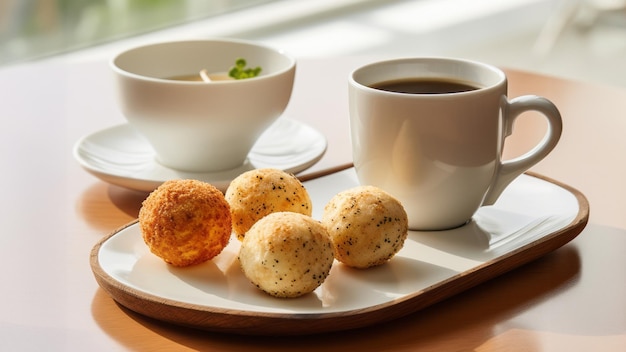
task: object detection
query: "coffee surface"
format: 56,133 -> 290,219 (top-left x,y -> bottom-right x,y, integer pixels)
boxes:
371,78 -> 479,94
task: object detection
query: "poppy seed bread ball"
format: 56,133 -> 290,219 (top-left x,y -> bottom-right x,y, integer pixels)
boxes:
139,179 -> 232,267
239,212 -> 334,298
225,168 -> 312,240
321,185 -> 408,269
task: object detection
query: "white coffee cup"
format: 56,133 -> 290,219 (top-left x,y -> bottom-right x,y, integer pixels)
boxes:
111,39 -> 295,172
349,58 -> 562,230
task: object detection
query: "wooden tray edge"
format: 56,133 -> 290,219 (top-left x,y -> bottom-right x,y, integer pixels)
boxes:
89,169 -> 589,335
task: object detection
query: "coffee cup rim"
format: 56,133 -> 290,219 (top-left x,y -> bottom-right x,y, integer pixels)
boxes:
349,57 -> 506,96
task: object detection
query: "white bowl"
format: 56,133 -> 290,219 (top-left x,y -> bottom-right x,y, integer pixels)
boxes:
111,39 -> 296,172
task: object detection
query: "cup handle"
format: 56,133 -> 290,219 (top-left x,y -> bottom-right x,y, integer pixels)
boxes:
482,95 -> 563,206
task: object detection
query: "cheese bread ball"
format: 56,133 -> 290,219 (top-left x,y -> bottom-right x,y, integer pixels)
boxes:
139,179 -> 232,267
321,185 -> 408,269
225,168 -> 312,240
239,212 -> 334,298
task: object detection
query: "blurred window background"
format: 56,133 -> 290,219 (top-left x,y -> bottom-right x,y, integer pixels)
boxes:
0,0 -> 277,65
1,0 -> 625,86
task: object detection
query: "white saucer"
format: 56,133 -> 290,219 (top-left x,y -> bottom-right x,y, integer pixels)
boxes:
73,118 -> 327,192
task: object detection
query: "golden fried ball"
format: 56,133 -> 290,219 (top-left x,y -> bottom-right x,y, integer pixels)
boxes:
225,168 -> 312,240
139,179 -> 232,267
321,185 -> 408,269
239,212 -> 334,298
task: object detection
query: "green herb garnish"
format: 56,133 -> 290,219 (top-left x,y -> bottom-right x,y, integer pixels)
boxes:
228,58 -> 262,80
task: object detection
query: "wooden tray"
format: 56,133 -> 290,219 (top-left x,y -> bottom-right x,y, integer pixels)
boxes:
90,168 -> 588,335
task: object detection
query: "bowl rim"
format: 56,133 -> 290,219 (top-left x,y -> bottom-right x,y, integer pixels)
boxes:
110,38 -> 296,85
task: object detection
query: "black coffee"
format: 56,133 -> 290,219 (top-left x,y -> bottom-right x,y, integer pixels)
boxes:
371,78 -> 479,94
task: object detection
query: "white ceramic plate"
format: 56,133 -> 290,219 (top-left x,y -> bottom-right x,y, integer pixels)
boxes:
74,118 -> 327,192
92,168 -> 588,334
